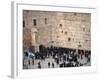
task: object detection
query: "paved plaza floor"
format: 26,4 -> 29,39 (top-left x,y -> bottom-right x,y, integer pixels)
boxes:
23,55 -> 90,69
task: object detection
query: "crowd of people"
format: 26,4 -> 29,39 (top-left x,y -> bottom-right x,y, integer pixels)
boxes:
23,45 -> 91,69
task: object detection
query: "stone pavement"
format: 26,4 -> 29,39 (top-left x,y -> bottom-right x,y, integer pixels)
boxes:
23,55 -> 90,69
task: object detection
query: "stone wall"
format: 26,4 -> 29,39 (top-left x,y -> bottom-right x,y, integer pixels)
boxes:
23,10 -> 91,52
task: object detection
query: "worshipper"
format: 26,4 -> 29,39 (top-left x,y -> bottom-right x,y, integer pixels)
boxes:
28,59 -> 30,65
32,59 -> 34,65
52,62 -> 54,68
57,58 -> 59,64
63,61 -> 66,67
48,62 -> 50,68
63,53 -> 67,62
25,52 -> 28,57
38,62 -> 41,69
87,56 -> 90,63
55,55 -> 58,63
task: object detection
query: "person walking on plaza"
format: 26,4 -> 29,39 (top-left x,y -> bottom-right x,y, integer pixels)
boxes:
48,62 -> 50,68
38,62 -> 41,69
52,62 -> 54,68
